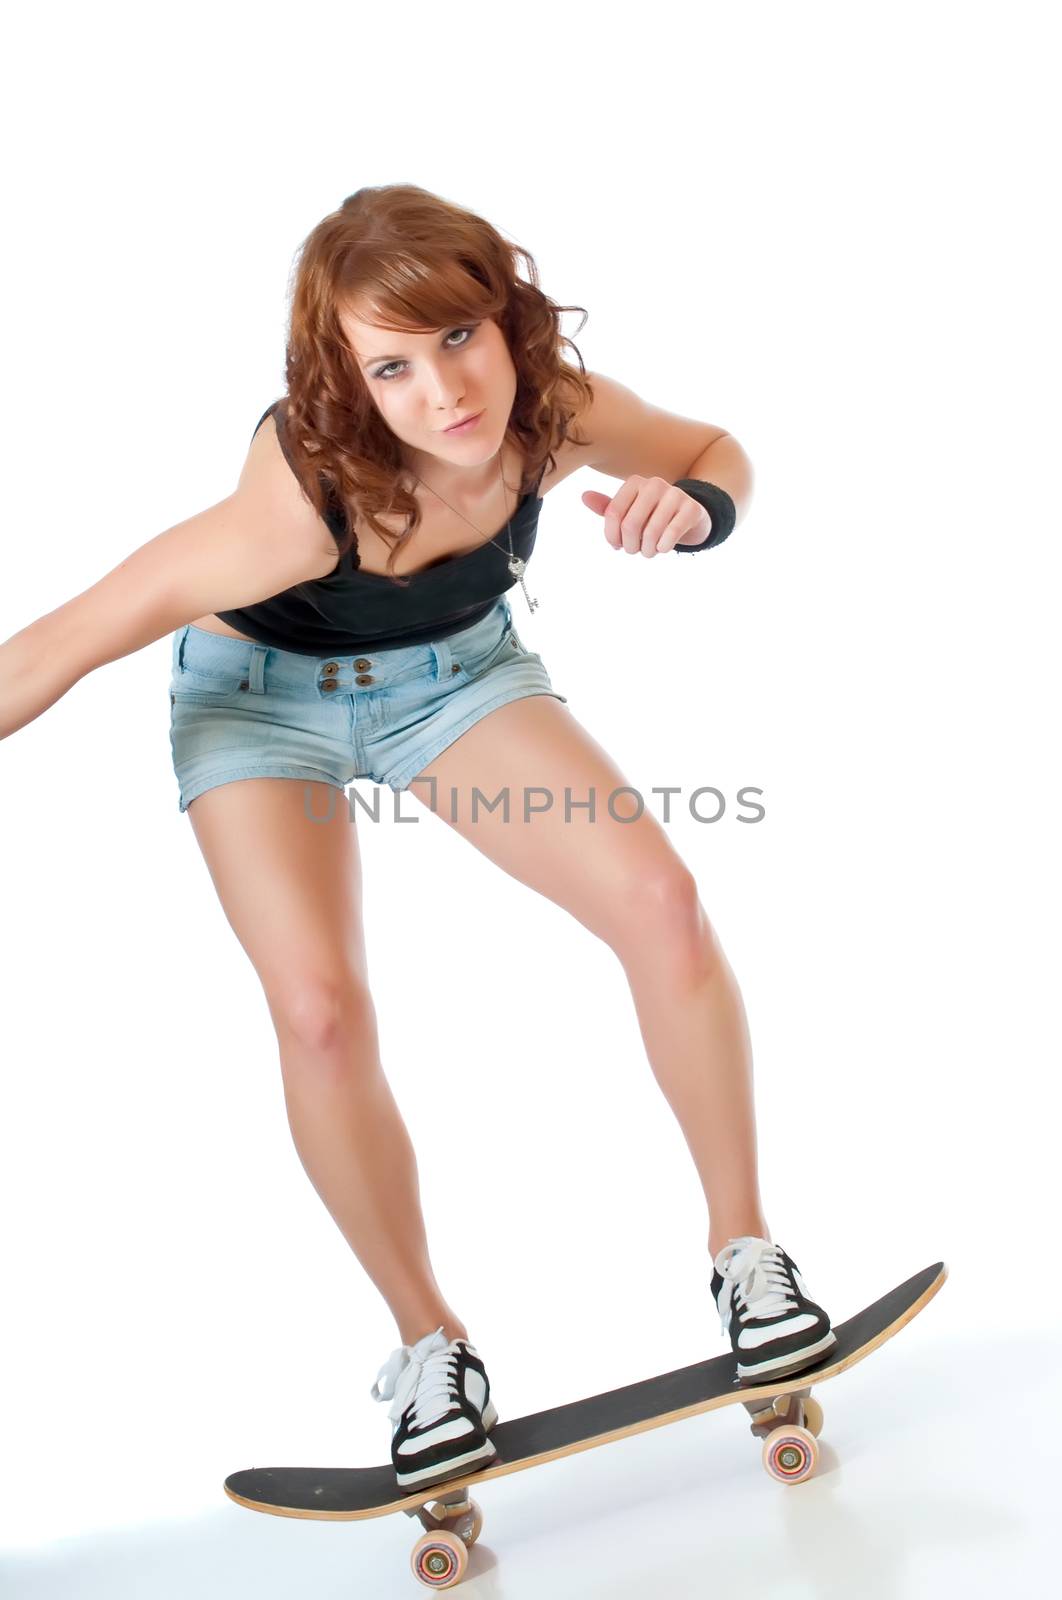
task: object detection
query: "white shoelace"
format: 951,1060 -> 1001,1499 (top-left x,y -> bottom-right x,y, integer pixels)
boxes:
371,1327 -> 462,1429
716,1238 -> 798,1336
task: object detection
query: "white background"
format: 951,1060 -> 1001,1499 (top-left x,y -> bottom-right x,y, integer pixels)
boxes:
1,1 -> 1058,1594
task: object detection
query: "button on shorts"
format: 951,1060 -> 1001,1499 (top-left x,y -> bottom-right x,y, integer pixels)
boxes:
167,597 -> 568,814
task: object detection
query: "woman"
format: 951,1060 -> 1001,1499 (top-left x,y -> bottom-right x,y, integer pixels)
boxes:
0,183 -> 836,1495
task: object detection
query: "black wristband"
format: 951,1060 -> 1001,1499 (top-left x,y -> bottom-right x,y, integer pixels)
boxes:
671,478 -> 737,551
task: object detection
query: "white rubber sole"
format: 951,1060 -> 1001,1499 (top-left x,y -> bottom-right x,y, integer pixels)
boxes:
737,1329 -> 839,1383
393,1397 -> 500,1490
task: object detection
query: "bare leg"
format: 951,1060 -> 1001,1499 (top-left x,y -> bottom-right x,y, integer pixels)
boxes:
272,990 -> 471,1349
183,778 -> 469,1351
616,905 -> 772,1263
402,698 -> 777,1272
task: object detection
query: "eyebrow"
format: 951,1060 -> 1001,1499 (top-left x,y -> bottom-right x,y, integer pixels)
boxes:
356,328 -> 455,367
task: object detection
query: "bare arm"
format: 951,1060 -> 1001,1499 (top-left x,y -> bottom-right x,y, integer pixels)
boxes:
0,416 -> 337,739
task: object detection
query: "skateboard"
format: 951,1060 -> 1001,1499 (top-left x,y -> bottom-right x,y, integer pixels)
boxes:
224,1260 -> 947,1590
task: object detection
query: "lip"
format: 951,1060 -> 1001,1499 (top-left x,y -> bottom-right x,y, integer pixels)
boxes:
442,409 -> 484,434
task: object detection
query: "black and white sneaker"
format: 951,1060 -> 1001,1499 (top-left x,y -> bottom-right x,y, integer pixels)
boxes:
370,1326 -> 499,1492
711,1236 -> 839,1385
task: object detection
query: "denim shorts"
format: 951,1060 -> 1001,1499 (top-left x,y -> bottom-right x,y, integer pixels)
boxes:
167,597 -> 568,814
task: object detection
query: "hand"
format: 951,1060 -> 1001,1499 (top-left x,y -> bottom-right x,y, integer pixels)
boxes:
581,475 -> 711,557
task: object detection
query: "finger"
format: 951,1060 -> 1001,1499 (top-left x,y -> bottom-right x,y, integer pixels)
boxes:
642,483 -> 687,555
620,478 -> 653,555
650,520 -> 680,555
604,476 -> 641,551
656,516 -> 697,554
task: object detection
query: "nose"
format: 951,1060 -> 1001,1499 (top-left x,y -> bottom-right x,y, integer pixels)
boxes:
419,361 -> 466,411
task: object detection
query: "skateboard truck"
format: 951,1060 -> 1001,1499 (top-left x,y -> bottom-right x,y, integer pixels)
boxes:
742,1385 -> 813,1434
403,1486 -> 479,1538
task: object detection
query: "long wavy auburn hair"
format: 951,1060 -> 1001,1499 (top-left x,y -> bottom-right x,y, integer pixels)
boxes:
278,183 -> 596,584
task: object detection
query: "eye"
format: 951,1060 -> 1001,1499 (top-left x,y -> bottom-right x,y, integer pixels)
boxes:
373,325 -> 476,381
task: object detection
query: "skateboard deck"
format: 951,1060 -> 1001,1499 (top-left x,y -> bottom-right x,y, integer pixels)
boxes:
225,1260 -> 946,1589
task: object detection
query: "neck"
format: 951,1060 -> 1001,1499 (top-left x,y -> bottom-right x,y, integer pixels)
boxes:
403,443 -> 514,505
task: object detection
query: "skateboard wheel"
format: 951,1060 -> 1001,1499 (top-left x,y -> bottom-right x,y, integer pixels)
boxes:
800,1397 -> 824,1438
411,1528 -> 469,1588
761,1423 -> 819,1485
455,1499 -> 483,1546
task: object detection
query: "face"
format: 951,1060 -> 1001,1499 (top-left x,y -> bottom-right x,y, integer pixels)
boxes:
339,307 -> 518,484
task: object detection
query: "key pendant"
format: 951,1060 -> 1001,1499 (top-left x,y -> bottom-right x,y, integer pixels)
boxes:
508,554 -> 539,613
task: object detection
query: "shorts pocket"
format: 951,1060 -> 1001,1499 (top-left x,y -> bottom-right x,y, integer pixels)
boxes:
171,628 -> 255,702
171,667 -> 250,704
453,624 -> 521,683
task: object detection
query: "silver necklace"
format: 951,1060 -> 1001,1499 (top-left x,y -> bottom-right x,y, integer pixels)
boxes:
411,452 -> 540,614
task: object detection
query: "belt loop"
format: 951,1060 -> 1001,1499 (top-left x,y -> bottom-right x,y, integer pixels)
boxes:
431,640 -> 452,682
247,643 -> 267,694
176,626 -> 189,671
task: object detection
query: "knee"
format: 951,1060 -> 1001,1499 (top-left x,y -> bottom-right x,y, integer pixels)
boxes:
615,863 -> 713,960
267,977 -> 375,1056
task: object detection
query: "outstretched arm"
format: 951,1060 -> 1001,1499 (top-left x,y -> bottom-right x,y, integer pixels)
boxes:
0,417 -> 334,740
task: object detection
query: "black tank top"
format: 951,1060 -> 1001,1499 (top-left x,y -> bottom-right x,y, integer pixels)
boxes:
214,400 -> 546,656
